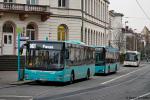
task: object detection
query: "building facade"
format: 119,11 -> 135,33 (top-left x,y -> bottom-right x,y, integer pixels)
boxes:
0,0 -> 110,55
124,27 -> 144,52
141,26 -> 150,57
108,10 -> 124,50
0,0 -> 51,55
49,0 -> 110,46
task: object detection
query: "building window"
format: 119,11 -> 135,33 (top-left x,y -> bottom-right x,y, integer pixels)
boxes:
4,0 -> 15,3
3,22 -> 14,45
27,0 -> 38,5
26,24 -> 37,40
57,24 -> 68,41
3,23 -> 13,33
85,28 -> 87,44
58,0 -> 68,7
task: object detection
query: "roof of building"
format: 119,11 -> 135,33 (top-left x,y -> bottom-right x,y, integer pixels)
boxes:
104,0 -> 110,4
109,10 -> 124,17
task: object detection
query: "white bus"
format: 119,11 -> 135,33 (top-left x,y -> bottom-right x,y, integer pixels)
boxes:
123,51 -> 141,67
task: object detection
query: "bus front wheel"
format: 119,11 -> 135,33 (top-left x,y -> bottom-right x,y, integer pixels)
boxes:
70,71 -> 75,84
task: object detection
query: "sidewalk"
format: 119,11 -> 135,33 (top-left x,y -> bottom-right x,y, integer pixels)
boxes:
0,71 -> 18,87
0,71 -> 33,88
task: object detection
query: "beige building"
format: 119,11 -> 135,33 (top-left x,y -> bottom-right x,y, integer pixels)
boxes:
0,0 -> 51,55
0,0 -> 110,55
49,0 -> 110,46
108,10 -> 124,50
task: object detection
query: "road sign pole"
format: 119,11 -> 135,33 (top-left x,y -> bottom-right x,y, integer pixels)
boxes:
18,32 -> 21,81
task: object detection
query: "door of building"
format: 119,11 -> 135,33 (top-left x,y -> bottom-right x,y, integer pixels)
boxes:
2,33 -> 13,55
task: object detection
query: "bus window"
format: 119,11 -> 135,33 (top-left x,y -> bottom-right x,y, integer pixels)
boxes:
27,49 -> 64,70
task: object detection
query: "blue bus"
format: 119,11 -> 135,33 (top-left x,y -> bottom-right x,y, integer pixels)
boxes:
22,40 -> 95,83
94,46 -> 120,74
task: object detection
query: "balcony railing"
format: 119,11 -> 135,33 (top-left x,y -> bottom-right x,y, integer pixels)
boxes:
0,2 -> 50,13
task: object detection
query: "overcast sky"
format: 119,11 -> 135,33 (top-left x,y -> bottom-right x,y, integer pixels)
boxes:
109,0 -> 150,32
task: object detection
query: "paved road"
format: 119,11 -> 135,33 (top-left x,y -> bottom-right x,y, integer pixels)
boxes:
0,63 -> 150,100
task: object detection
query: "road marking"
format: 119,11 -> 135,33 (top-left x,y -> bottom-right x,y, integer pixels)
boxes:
0,95 -> 33,100
101,66 -> 147,85
119,68 -> 127,72
130,92 -> 150,100
50,68 -> 149,100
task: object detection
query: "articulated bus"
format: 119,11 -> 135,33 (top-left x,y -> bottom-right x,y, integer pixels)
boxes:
22,40 -> 95,83
123,51 -> 141,67
94,46 -> 120,74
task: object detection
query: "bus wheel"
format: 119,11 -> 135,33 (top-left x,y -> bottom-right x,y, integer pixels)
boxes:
115,65 -> 117,73
70,72 -> 74,84
86,69 -> 90,80
108,66 -> 110,73
104,67 -> 108,74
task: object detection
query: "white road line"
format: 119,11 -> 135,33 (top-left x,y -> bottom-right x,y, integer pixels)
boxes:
51,66 -> 149,100
0,95 -> 33,99
140,64 -> 145,66
101,66 -> 147,85
118,68 -> 127,72
130,92 -> 150,100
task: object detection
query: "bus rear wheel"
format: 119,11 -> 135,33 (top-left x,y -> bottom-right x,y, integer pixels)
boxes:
86,69 -> 90,80
115,65 -> 117,73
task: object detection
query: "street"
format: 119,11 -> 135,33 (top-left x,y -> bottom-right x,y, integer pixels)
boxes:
0,63 -> 150,100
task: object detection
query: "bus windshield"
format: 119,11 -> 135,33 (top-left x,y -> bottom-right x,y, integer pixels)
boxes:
96,52 -> 105,62
125,53 -> 137,61
26,49 -> 65,71
95,48 -> 105,65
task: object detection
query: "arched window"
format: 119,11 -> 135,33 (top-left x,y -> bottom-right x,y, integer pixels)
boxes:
88,29 -> 90,45
93,31 -> 95,45
3,23 -> 13,33
26,23 -> 37,40
57,24 -> 68,41
91,30 -> 93,45
3,22 -> 13,45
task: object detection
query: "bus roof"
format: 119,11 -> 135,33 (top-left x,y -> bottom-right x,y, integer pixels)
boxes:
27,40 -> 88,46
93,45 -> 119,52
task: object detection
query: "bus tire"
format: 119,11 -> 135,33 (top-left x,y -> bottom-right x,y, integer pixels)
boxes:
104,67 -> 108,74
115,65 -> 117,73
70,71 -> 74,84
86,69 -> 90,80
108,66 -> 110,73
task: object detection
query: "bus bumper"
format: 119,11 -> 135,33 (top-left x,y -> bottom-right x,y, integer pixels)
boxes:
95,66 -> 105,74
24,69 -> 65,82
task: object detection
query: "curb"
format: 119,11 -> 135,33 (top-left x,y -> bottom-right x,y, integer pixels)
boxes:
9,80 -> 33,85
